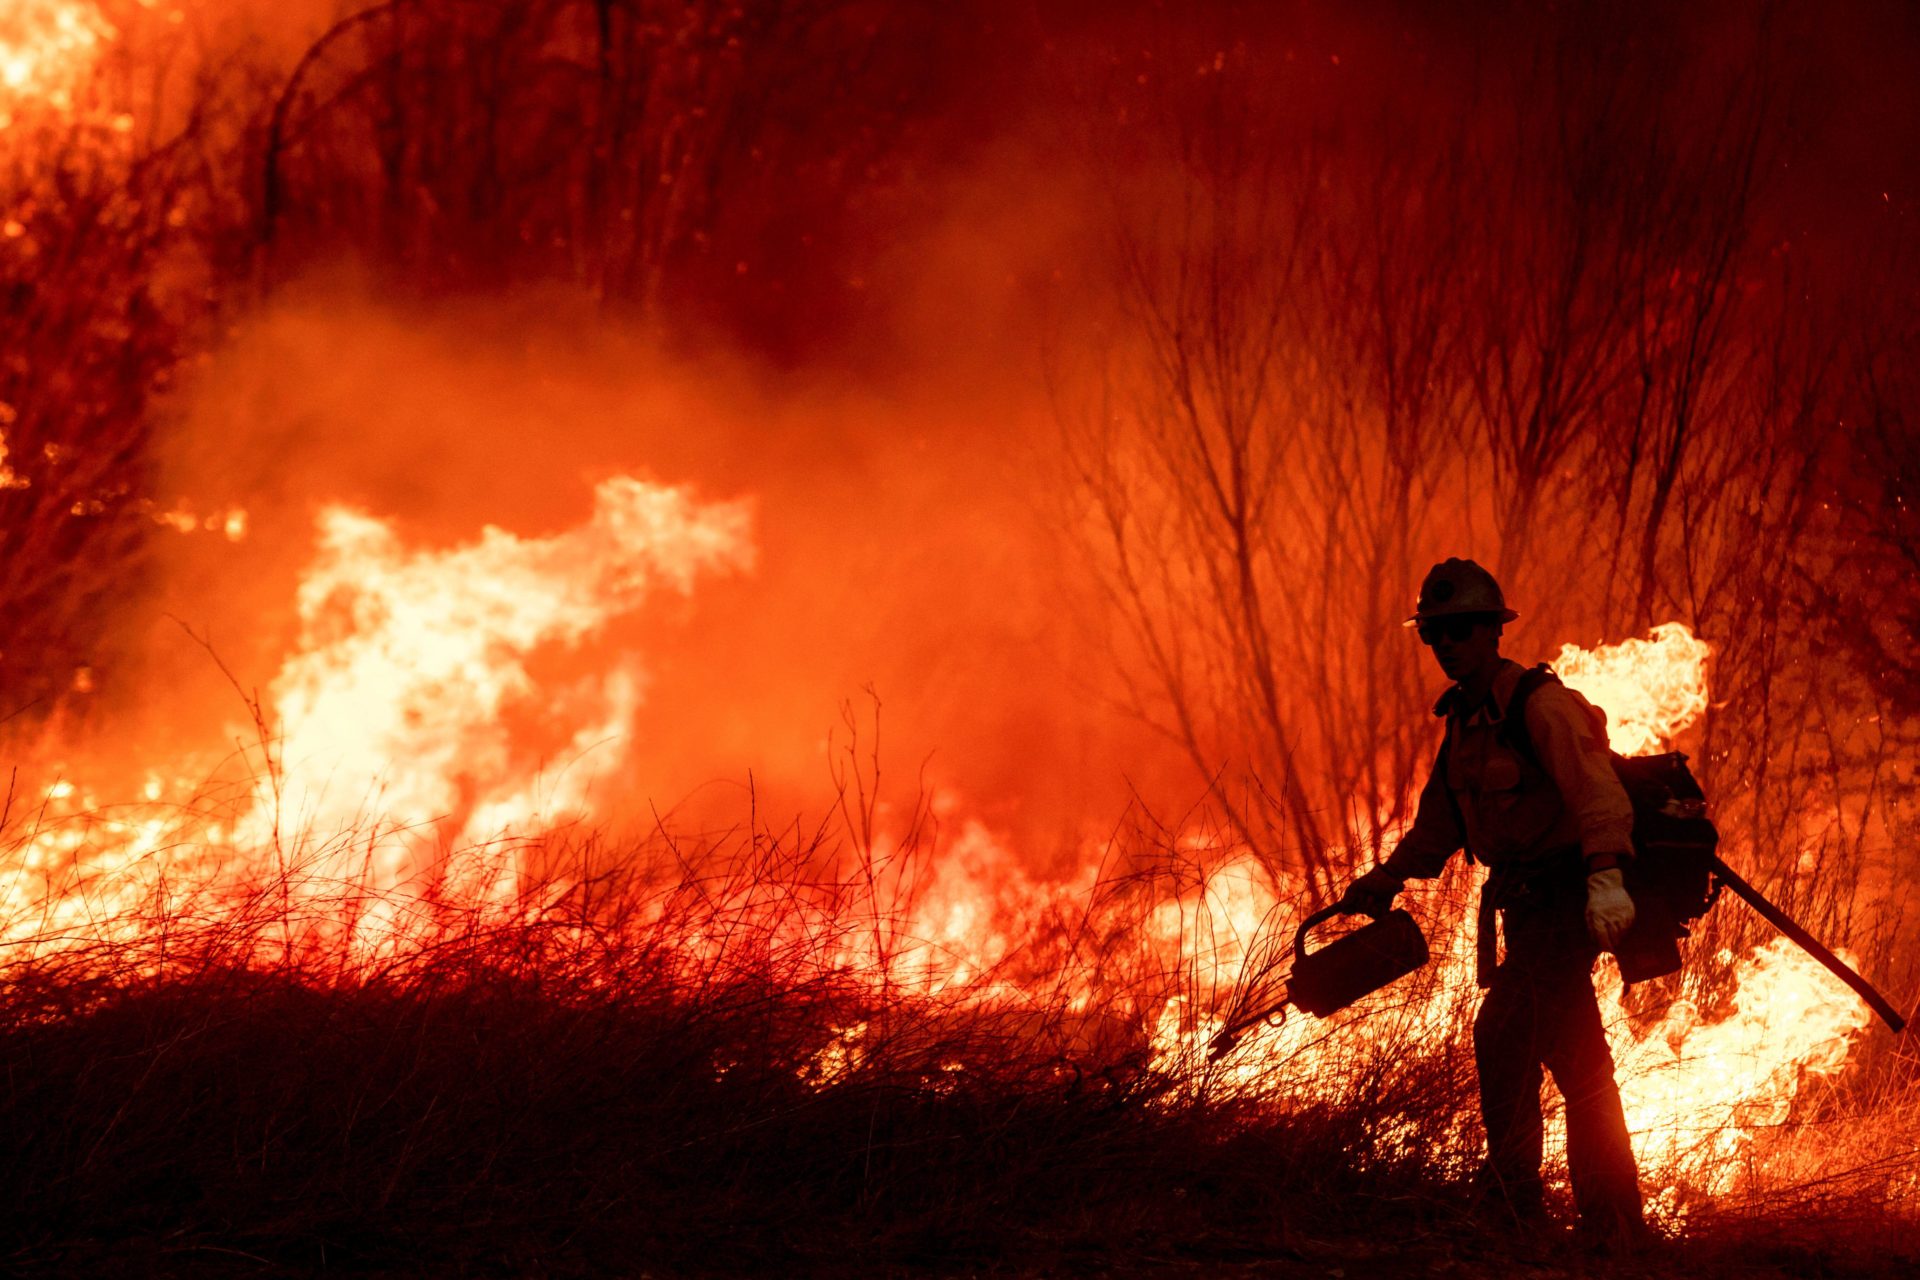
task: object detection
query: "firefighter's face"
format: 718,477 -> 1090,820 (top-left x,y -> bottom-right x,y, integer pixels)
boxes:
1417,614 -> 1502,684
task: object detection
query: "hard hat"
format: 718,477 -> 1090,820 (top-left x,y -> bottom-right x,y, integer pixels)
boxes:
1404,558 -> 1520,626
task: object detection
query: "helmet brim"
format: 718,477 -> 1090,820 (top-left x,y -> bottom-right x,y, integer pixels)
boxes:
1402,608 -> 1521,627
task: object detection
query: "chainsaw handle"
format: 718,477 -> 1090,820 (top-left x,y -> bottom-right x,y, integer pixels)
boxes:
1293,904 -> 1350,965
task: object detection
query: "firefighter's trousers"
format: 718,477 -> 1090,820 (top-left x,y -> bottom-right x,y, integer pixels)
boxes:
1473,893 -> 1644,1236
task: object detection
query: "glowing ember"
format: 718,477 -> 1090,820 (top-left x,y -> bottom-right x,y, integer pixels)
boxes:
0,424 -> 28,489
147,501 -> 248,538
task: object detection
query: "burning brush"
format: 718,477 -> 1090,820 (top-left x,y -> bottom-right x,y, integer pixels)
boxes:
1208,624 -> 1910,1067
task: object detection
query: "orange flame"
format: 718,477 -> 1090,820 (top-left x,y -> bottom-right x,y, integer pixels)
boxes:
1552,621 -> 1711,756
0,529 -> 1879,1225
238,478 -> 754,944
1148,624 -> 1876,1223
255,480 -> 752,846
1610,938 -> 1872,1216
3,477 -> 753,959
0,0 -> 111,125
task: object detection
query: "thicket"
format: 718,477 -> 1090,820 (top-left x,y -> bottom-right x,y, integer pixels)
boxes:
2,1 -> 1919,1273
1059,5 -> 1920,1029
0,807 -> 1912,1277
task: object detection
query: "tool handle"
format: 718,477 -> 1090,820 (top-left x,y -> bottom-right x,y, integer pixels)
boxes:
1214,902 -> 1381,1062
1293,904 -> 1350,965
1208,1000 -> 1286,1061
1710,855 -> 1909,1033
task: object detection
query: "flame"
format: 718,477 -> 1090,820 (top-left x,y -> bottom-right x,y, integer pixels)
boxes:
242,478 -> 753,935
0,523 -> 1882,1227
2,476 -> 753,959
1610,938 -> 1873,1215
0,0 -> 112,124
1552,621 -> 1711,756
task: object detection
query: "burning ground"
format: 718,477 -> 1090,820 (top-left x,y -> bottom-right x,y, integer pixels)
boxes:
3,1 -> 1920,1275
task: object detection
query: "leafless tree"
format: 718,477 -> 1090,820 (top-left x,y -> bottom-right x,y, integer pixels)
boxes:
256,0 -> 888,310
0,22 -> 221,728
1061,10 -> 1854,910
1063,45 -> 1481,892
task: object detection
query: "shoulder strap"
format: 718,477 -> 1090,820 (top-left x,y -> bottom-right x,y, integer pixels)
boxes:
1499,663 -> 1561,769
1434,714 -> 1473,863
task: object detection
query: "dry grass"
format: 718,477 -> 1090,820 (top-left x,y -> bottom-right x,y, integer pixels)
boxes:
0,802 -> 1914,1278
1,6 -> 1918,1275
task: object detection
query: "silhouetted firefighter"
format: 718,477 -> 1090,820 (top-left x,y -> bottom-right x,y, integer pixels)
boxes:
1339,559 -> 1650,1253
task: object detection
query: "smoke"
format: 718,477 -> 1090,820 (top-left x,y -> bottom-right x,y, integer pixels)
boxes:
132,261 -> 1174,856
31,0 -> 1920,869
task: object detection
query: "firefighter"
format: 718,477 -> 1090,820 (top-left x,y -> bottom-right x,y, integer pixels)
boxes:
1339,558 -> 1649,1253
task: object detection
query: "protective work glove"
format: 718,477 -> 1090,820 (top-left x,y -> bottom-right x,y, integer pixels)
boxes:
1585,867 -> 1636,950
1338,865 -> 1406,920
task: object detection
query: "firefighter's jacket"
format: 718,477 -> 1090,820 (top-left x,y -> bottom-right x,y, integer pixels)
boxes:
1384,658 -> 1634,881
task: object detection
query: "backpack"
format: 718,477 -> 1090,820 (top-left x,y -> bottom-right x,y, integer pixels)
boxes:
1500,664 -> 1724,931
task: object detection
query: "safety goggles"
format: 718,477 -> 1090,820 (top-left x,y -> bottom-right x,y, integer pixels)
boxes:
1415,615 -> 1495,646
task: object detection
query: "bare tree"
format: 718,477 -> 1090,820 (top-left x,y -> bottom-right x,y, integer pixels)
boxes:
0,21 -> 219,728
256,0 -> 895,311
1060,7 -> 1848,909
1063,44 -> 1484,892
1450,16 -> 1778,638
1064,47 -> 1327,887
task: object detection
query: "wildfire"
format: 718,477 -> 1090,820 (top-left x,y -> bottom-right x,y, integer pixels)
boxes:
241,478 -> 754,944
0,516 -> 1881,1226
255,479 -> 752,847
2,477 -> 754,959
0,0 -> 111,125
1611,938 -> 1871,1213
1151,623 -> 1877,1221
1552,621 -> 1711,756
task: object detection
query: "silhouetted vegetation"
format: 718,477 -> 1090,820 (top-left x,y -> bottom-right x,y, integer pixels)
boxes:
0,814 -> 1914,1277
2,1 -> 1919,1274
